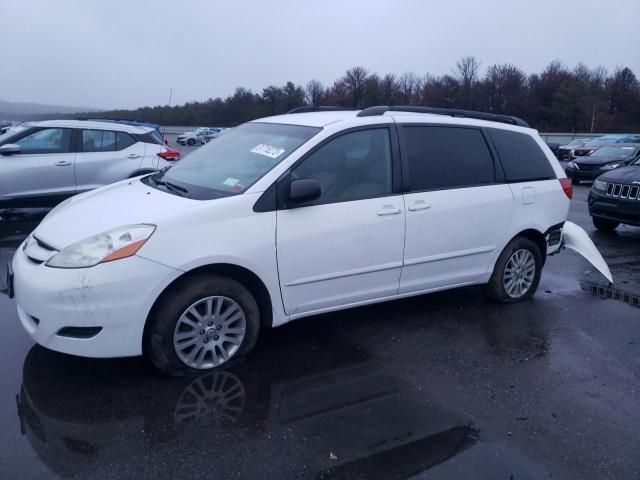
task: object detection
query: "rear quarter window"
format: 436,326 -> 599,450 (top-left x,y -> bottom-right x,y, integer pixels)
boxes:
487,128 -> 556,182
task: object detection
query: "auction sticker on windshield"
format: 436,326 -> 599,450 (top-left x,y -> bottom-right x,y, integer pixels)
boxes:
251,144 -> 285,159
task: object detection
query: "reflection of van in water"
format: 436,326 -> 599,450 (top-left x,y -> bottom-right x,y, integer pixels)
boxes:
18,340 -> 476,479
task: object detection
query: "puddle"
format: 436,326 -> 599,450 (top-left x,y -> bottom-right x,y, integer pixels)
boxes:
16,331 -> 478,479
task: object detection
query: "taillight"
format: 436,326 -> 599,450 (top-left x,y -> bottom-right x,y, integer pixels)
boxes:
559,178 -> 573,199
157,149 -> 180,161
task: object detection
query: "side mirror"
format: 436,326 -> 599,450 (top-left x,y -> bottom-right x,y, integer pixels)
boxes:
288,178 -> 321,205
0,144 -> 20,155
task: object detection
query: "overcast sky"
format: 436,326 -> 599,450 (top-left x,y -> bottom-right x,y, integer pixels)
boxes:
1,0 -> 638,110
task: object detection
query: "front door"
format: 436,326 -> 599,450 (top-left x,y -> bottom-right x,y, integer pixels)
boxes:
0,127 -> 76,205
276,127 -> 405,316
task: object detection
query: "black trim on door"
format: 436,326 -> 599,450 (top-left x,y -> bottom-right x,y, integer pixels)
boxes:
254,124 -> 402,213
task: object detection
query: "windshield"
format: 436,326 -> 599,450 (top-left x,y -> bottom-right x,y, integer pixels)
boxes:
590,145 -> 638,158
158,122 -> 320,199
567,139 -> 589,147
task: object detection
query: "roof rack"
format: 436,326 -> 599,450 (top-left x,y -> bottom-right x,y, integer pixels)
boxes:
357,105 -> 529,127
287,106 -> 358,114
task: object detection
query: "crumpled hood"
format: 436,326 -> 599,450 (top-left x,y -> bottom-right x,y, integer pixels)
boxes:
597,165 -> 640,183
34,178 -> 198,249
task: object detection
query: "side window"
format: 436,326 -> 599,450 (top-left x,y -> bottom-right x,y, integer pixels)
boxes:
291,128 -> 393,204
82,130 -> 117,152
487,128 -> 555,182
15,128 -> 71,154
117,132 -> 136,150
403,126 -> 495,191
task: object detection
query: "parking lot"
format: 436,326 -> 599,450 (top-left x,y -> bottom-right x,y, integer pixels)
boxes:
0,151 -> 639,479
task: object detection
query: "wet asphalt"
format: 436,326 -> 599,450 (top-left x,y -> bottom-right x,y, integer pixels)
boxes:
0,163 -> 639,479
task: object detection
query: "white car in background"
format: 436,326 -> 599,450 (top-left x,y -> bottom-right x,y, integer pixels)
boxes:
0,119 -> 180,208
177,127 -> 222,146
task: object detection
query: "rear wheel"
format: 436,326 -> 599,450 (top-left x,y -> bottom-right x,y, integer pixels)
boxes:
592,217 -> 618,231
187,138 -> 196,146
485,237 -> 542,303
147,274 -> 260,376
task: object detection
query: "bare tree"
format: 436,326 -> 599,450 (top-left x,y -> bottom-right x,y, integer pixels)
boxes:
339,66 -> 370,107
305,79 -> 325,106
398,72 -> 421,104
455,56 -> 481,108
380,74 -> 398,104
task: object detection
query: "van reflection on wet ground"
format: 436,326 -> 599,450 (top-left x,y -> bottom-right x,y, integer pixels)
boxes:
17,324 -> 478,480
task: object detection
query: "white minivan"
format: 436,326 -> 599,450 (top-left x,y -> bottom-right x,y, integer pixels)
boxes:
10,107 -> 612,375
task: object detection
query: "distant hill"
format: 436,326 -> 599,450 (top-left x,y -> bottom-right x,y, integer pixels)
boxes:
0,99 -> 101,121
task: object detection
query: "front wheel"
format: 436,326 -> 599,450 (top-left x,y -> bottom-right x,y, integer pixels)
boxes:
484,237 -> 542,303
187,138 -> 196,146
146,274 -> 260,376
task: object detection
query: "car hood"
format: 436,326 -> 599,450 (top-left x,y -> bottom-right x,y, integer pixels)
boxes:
33,178 -> 199,249
574,155 -> 629,165
596,165 -> 640,183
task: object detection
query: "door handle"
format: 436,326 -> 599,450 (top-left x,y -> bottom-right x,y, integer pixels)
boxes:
377,207 -> 402,216
127,153 -> 142,159
408,201 -> 431,212
54,161 -> 72,167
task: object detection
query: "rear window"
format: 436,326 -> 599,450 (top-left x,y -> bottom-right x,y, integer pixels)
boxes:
487,129 -> 556,182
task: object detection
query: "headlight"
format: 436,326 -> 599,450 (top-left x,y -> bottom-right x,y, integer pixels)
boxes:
568,161 -> 577,169
593,179 -> 607,191
46,224 -> 155,268
600,163 -> 620,170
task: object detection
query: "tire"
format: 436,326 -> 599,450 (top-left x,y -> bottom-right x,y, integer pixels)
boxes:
571,177 -> 580,185
484,237 -> 543,303
592,217 -> 618,231
187,138 -> 196,146
146,274 -> 260,376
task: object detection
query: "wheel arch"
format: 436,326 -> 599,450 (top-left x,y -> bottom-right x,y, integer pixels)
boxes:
142,263 -> 274,354
510,228 -> 547,263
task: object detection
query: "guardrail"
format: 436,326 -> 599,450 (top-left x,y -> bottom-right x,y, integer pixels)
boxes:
159,126 -> 637,145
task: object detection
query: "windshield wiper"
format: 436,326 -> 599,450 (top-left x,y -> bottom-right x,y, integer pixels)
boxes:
149,173 -> 189,196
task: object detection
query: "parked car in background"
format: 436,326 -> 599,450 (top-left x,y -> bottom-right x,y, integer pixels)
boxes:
177,127 -> 217,146
589,154 -> 640,230
557,138 -> 592,160
0,119 -> 180,208
565,143 -> 640,184
572,134 -> 640,158
546,142 -> 560,158
10,106 -> 611,376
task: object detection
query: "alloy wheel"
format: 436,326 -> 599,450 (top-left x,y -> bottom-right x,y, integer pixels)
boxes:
503,249 -> 536,299
173,296 -> 247,369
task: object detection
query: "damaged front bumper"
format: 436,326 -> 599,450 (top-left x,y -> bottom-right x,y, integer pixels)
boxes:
11,247 -> 182,358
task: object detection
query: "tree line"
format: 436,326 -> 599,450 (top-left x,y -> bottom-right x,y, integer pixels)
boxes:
79,57 -> 640,132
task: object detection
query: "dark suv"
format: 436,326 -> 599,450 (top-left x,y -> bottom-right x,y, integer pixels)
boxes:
588,155 -> 640,230
566,143 -> 640,184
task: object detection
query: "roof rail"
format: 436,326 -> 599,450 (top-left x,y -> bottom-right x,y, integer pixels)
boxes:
287,106 -> 358,114
357,105 -> 529,127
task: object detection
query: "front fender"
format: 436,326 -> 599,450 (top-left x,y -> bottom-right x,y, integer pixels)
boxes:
562,221 -> 613,283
